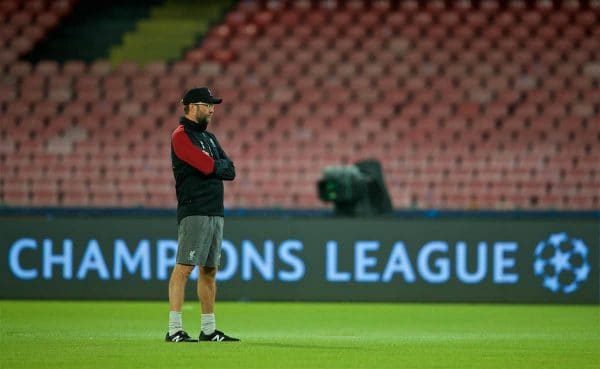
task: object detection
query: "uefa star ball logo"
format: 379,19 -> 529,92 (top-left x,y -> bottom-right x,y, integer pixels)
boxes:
533,232 -> 591,294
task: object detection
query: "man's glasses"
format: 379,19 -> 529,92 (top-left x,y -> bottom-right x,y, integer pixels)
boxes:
191,102 -> 214,109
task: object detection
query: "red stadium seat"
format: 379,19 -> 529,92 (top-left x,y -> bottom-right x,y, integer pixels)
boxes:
36,11 -> 59,28
89,60 -> 112,76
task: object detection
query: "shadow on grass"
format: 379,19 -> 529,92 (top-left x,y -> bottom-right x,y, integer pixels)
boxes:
248,342 -> 358,350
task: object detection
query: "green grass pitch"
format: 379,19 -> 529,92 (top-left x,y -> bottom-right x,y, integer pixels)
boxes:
1,301 -> 598,369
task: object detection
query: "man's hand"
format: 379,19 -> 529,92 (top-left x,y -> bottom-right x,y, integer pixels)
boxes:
213,159 -> 236,180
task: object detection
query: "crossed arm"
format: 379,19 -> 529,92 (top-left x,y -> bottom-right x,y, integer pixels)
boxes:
171,127 -> 235,180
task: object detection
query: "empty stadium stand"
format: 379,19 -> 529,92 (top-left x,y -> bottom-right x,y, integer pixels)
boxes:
1,0 -> 599,210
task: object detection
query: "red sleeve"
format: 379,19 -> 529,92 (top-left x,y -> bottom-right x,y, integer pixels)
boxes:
171,126 -> 215,175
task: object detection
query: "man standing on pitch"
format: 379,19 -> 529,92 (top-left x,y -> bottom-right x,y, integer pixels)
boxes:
165,87 -> 239,342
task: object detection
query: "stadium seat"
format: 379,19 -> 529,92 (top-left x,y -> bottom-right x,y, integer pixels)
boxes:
2,0 -> 598,210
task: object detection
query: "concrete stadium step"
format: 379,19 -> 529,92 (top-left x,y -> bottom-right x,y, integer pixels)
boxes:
109,0 -> 235,66
23,0 -> 162,63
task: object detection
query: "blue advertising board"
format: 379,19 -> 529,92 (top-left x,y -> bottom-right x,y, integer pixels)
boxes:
1,216 -> 598,303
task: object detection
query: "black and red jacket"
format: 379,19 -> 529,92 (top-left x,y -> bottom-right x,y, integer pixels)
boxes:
171,117 -> 235,223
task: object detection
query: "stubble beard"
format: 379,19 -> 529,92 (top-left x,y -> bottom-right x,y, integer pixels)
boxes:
198,113 -> 210,125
